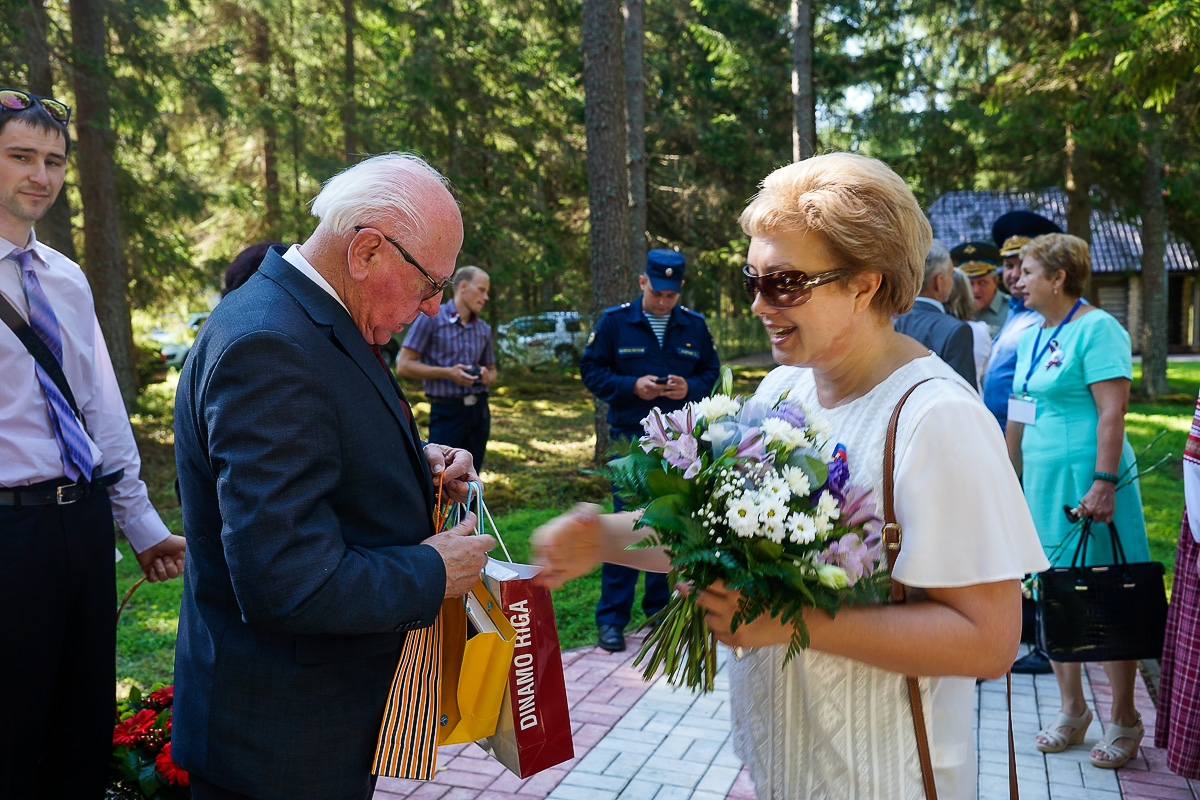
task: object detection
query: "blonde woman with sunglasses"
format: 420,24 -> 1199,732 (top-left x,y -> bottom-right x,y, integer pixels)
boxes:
534,153 -> 1048,800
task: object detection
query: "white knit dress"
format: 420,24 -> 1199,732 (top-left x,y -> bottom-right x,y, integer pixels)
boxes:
729,355 -> 1048,800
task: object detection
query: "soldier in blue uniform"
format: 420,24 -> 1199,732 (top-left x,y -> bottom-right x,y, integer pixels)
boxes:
580,249 -> 720,652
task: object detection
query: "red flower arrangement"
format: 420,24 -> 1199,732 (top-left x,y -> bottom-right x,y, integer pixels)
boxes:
110,684 -> 190,798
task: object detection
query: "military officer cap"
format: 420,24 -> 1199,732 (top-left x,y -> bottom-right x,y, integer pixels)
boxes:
950,241 -> 1002,277
991,211 -> 1062,258
646,249 -> 686,291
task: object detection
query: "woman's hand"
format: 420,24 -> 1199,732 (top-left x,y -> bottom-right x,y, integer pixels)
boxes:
690,580 -> 793,650
532,503 -> 605,588
1077,480 -> 1117,524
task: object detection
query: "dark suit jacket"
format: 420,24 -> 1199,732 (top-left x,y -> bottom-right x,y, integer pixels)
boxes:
893,298 -> 978,390
173,247 -> 445,799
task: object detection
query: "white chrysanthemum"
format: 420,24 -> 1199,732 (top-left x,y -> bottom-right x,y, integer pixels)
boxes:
759,417 -> 811,450
815,491 -> 841,521
813,513 -> 835,537
762,514 -> 787,543
781,465 -> 811,497
787,512 -> 818,544
693,395 -> 741,422
758,495 -> 788,525
725,495 -> 760,537
759,474 -> 792,503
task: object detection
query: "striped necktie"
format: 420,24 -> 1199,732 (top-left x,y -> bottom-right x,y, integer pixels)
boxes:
15,248 -> 94,482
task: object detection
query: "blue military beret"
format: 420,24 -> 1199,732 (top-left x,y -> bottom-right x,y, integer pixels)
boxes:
646,249 -> 686,291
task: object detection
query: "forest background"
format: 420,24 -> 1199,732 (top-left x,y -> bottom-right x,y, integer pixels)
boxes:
6,0 -> 1200,691
4,0 -> 1200,411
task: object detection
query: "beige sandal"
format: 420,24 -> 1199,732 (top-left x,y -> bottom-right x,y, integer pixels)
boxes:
1090,715 -> 1144,769
1036,708 -> 1093,753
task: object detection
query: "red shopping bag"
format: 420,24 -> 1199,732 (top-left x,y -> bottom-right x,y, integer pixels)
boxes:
477,559 -> 574,778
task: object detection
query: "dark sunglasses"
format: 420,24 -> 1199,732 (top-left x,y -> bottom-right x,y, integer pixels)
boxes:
0,89 -> 71,125
354,225 -> 450,302
742,265 -> 845,308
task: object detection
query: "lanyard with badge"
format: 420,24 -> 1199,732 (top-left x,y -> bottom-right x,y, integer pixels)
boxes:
1008,298 -> 1082,426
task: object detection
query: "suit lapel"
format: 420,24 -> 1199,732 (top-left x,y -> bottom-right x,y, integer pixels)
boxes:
260,251 -> 433,512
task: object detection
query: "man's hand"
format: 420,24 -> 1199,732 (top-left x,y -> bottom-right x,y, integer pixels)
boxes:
634,375 -> 665,401
424,443 -> 479,502
135,534 -> 186,583
445,363 -> 478,387
661,374 -> 689,401
423,512 -> 496,598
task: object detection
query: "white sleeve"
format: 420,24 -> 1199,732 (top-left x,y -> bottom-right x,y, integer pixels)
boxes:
83,316 -> 171,553
891,387 -> 1049,587
1186,457 -> 1200,543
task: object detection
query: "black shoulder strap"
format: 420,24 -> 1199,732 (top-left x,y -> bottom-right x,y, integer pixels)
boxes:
0,291 -> 89,432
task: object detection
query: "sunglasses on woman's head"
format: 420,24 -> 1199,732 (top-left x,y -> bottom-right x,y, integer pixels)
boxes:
0,89 -> 71,125
742,265 -> 845,308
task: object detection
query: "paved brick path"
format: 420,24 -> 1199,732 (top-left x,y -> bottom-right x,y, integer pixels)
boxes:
374,641 -> 1198,800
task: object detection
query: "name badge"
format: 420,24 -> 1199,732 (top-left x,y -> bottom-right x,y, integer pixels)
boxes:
1008,394 -> 1037,426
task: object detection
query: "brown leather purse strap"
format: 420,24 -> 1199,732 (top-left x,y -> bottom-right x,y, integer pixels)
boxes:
883,379 -> 937,800
883,376 -> 1018,800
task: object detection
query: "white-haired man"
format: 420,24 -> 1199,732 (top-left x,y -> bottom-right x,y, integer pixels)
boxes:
892,240 -> 978,390
172,153 -> 495,800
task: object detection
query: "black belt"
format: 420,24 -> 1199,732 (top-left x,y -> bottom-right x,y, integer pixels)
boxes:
429,393 -> 488,406
0,469 -> 123,507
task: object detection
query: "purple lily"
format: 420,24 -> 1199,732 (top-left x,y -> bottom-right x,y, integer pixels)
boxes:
735,428 -> 772,463
640,408 -> 671,452
840,484 -> 882,545
664,406 -> 695,436
817,533 -> 875,586
663,434 -> 702,479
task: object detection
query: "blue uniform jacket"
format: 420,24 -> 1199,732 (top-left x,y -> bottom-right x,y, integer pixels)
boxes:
580,298 -> 720,436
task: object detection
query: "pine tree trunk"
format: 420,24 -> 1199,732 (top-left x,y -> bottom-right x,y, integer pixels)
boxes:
1139,111 -> 1168,399
625,0 -> 647,275
250,13 -> 281,236
791,0 -> 815,161
342,0 -> 357,161
1064,124 -> 1092,243
22,0 -> 76,260
583,0 -> 632,460
69,0 -> 136,407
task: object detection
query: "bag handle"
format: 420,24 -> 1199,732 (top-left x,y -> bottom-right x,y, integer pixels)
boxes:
883,377 -> 1018,800
1069,518 -> 1126,571
445,481 -> 513,563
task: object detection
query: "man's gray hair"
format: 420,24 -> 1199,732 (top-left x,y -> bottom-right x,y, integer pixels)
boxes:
310,152 -> 453,246
922,240 -> 953,291
453,266 -> 487,288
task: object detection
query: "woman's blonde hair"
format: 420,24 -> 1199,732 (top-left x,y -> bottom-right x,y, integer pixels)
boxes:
738,153 -> 931,317
1020,233 -> 1090,297
946,268 -> 975,321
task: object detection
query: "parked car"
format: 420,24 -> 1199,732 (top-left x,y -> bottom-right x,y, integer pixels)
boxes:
497,311 -> 591,368
153,312 -> 210,370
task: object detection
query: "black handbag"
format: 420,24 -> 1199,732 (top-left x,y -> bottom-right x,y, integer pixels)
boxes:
1035,517 -> 1167,662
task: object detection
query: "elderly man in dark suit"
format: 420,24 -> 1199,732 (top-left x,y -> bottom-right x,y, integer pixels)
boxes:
893,239 -> 978,390
173,153 -> 495,800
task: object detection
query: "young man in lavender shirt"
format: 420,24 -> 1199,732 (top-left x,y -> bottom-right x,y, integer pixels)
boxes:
398,266 -> 496,470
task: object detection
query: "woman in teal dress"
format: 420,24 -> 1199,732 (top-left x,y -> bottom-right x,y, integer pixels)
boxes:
1006,233 -> 1150,770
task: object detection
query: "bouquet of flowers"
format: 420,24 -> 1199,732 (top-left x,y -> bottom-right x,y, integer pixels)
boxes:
608,368 -> 888,692
110,685 -> 190,799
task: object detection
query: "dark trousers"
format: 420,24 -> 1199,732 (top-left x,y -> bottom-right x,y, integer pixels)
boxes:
190,773 -> 378,800
0,487 -> 116,800
428,396 -> 490,471
595,434 -> 669,629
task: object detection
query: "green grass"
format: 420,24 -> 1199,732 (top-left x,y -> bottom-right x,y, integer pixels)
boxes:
117,357 -> 1192,694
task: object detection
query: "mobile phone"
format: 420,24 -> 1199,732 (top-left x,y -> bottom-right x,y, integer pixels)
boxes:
654,376 -> 669,385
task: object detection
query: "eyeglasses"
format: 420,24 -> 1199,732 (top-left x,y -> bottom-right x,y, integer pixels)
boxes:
0,89 -> 71,125
742,265 -> 845,308
354,225 -> 449,302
